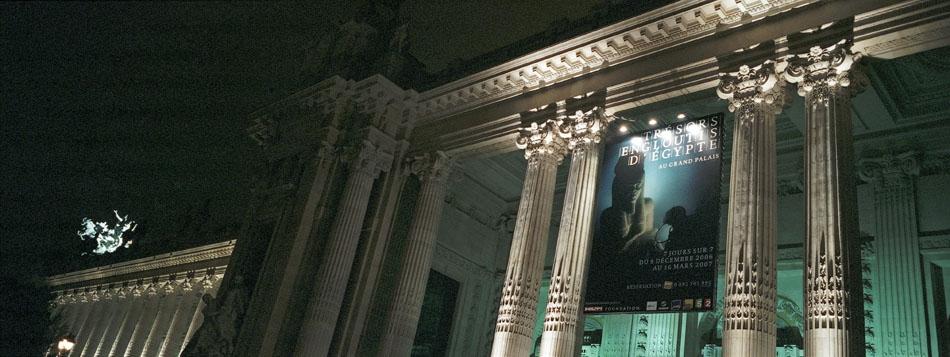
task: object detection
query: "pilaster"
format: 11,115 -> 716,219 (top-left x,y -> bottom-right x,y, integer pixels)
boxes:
295,138 -> 393,356
784,39 -> 866,357
859,151 -> 926,356
491,113 -> 568,357
538,106 -> 613,356
717,60 -> 788,356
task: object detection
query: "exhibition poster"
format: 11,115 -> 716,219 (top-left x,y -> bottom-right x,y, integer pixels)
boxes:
585,113 -> 723,314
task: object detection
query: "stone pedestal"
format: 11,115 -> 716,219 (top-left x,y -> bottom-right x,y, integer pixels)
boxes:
784,39 -> 865,357
538,107 -> 612,356
717,61 -> 787,356
295,140 -> 392,356
377,152 -> 457,356
859,152 -> 927,356
491,118 -> 567,357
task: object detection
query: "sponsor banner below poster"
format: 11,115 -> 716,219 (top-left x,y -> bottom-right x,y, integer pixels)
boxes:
584,113 -> 723,314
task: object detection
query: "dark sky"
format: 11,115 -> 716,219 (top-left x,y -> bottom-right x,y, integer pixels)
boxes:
1,1 -> 614,275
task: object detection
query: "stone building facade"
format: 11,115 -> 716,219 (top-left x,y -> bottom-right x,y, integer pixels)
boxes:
48,241 -> 232,357
50,0 -> 950,356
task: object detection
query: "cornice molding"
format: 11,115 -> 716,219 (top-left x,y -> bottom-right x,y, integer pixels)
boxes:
415,0 -> 813,121
47,240 -> 235,288
247,75 -> 420,146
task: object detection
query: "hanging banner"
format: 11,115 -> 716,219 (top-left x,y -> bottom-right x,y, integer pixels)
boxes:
585,113 -> 723,314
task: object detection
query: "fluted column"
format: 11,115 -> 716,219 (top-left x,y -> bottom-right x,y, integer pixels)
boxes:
80,287 -> 120,357
859,152 -> 926,356
51,294 -> 69,326
71,289 -> 105,356
491,118 -> 568,357
717,61 -> 788,356
539,107 -> 613,356
94,287 -> 133,357
108,286 -> 147,357
124,283 -> 164,357
378,151 -> 458,356
142,281 -> 184,356
296,139 -> 393,356
784,39 -> 866,357
179,275 -> 220,356
158,279 -> 201,357
65,293 -> 88,331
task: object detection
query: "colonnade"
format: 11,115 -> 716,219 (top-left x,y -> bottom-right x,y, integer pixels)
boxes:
486,39 -> 869,356
292,131 -> 461,356
51,273 -> 221,357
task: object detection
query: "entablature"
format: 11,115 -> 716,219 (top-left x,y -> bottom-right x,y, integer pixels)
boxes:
408,0 -> 949,159
47,240 -> 234,295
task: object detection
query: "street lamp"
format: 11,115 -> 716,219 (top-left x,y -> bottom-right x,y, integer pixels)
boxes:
56,334 -> 75,357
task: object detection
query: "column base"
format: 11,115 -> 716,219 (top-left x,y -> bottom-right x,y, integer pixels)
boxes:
491,331 -> 532,357
722,329 -> 775,357
805,329 -> 849,357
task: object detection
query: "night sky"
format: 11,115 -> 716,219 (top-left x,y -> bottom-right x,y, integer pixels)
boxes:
1,1 -> 624,276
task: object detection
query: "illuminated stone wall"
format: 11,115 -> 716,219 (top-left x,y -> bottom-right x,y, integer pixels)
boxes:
47,240 -> 232,357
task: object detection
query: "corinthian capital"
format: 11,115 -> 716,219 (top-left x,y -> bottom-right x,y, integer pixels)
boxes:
315,140 -> 338,168
558,106 -> 614,150
859,151 -> 920,183
200,274 -> 220,293
343,140 -> 394,179
409,151 -> 460,184
783,39 -> 867,99
717,60 -> 790,114
516,119 -> 568,164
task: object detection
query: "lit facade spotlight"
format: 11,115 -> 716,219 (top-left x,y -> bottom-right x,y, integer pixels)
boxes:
677,113 -> 687,119
619,125 -> 628,133
648,118 -> 658,126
